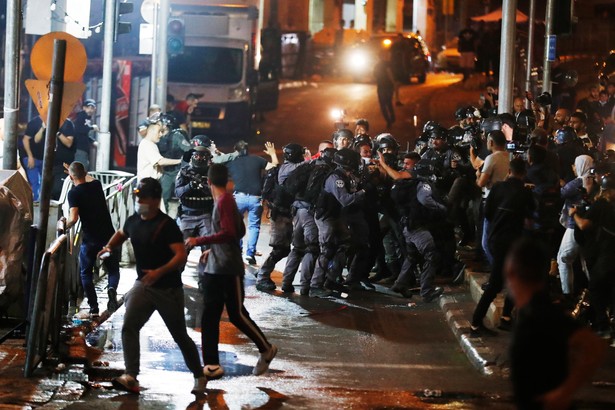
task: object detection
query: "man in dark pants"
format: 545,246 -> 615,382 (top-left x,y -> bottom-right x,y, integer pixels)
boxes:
470,158 -> 535,336
65,161 -> 119,318
506,237 -> 606,410
157,114 -> 192,213
100,178 -> 205,395
373,50 -> 396,129
185,164 -> 277,388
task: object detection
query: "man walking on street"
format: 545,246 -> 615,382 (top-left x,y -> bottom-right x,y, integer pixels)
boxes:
99,178 -> 206,395
72,99 -> 99,170
65,161 -> 119,318
186,164 -> 277,387
226,140 -> 278,265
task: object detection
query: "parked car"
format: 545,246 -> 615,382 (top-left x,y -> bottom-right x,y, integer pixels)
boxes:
435,38 -> 461,72
342,32 -> 431,83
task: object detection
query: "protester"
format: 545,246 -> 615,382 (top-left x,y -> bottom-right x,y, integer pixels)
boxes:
72,99 -> 98,170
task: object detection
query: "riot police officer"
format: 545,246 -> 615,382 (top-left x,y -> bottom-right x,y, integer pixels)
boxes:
333,128 -> 354,150
389,162 -> 445,302
157,113 -> 192,212
175,146 -> 214,241
256,143 -> 306,292
310,148 -> 368,296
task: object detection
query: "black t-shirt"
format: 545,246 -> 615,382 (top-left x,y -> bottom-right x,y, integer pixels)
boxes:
67,180 -> 115,244
54,119 -> 76,165
510,291 -> 581,410
226,155 -> 267,196
458,28 -> 477,53
24,116 -> 45,160
485,178 -> 535,246
373,60 -> 394,90
122,211 -> 184,288
73,111 -> 94,152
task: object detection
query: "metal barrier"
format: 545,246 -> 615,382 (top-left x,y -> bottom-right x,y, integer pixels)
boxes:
24,234 -> 68,377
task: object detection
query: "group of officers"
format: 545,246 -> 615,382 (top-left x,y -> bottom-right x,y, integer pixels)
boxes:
163,94 -> 615,336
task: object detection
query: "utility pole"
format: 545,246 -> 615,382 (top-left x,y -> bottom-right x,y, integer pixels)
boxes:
96,0 -> 117,171
3,0 -> 22,170
525,0 -> 536,108
542,0 -> 555,94
154,0 -> 169,107
150,2 -> 159,106
497,0 -> 517,114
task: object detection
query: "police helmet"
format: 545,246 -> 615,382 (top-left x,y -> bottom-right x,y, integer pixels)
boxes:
429,126 -> 448,141
480,117 -> 503,133
375,133 -> 400,152
555,126 -> 577,145
334,128 -> 354,143
448,125 -> 466,144
535,92 -> 552,107
283,143 -> 305,163
353,133 -> 372,150
191,146 -> 212,169
159,113 -> 177,129
320,148 -> 337,165
423,120 -> 441,134
601,174 -> 615,190
333,148 -> 361,172
191,134 -> 212,148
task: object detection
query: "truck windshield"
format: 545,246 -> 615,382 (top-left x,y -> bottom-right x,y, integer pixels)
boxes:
168,46 -> 243,84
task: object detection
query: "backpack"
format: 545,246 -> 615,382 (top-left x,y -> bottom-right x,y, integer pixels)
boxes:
261,166 -> 280,205
283,162 -> 315,198
303,164 -> 334,205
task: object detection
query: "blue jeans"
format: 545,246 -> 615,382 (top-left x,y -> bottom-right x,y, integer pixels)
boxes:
79,241 -> 121,313
234,192 -> 262,257
22,158 -> 43,201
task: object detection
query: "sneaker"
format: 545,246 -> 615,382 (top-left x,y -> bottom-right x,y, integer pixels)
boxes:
112,374 -> 140,393
422,287 -> 444,303
203,364 -> 225,380
281,284 -> 295,294
324,279 -> 348,294
469,324 -> 498,338
253,344 -> 277,375
191,376 -> 207,395
309,287 -> 332,298
245,255 -> 257,265
256,280 -> 276,292
107,287 -> 119,312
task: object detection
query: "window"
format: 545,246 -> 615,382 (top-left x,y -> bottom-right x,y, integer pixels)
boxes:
168,46 -> 243,84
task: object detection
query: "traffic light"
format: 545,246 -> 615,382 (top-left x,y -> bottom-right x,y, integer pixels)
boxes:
167,18 -> 185,55
114,0 -> 133,42
553,0 -> 573,35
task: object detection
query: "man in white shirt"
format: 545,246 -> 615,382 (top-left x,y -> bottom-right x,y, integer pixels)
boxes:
137,113 -> 181,212
476,130 -> 510,263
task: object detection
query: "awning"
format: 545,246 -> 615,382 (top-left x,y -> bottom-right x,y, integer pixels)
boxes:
471,8 -> 529,23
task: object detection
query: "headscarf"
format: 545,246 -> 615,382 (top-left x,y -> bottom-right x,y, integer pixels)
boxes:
574,154 -> 594,192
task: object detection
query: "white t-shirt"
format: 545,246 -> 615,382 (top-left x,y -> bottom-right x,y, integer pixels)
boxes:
481,150 -> 510,198
137,138 -> 163,181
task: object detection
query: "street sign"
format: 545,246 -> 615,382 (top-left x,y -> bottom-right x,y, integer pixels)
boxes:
25,80 -> 87,123
547,35 -> 557,62
30,32 -> 87,82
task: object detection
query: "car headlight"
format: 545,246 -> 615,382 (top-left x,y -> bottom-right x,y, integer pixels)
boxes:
346,49 -> 369,73
229,85 -> 249,101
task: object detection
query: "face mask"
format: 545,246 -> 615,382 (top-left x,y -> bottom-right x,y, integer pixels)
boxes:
135,201 -> 150,216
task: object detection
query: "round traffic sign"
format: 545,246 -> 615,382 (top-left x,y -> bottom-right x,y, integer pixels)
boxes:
31,31 -> 87,82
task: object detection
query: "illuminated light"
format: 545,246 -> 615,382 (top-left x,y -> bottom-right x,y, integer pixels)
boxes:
331,108 -> 344,121
64,15 -> 71,23
383,38 -> 392,47
50,2 -> 57,11
95,26 -> 101,33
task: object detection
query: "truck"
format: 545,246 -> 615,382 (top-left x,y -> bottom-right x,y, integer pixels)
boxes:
166,3 -> 279,142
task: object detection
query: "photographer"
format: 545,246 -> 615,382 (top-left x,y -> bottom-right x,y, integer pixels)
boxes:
571,176 -> 615,338
557,155 -> 595,299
